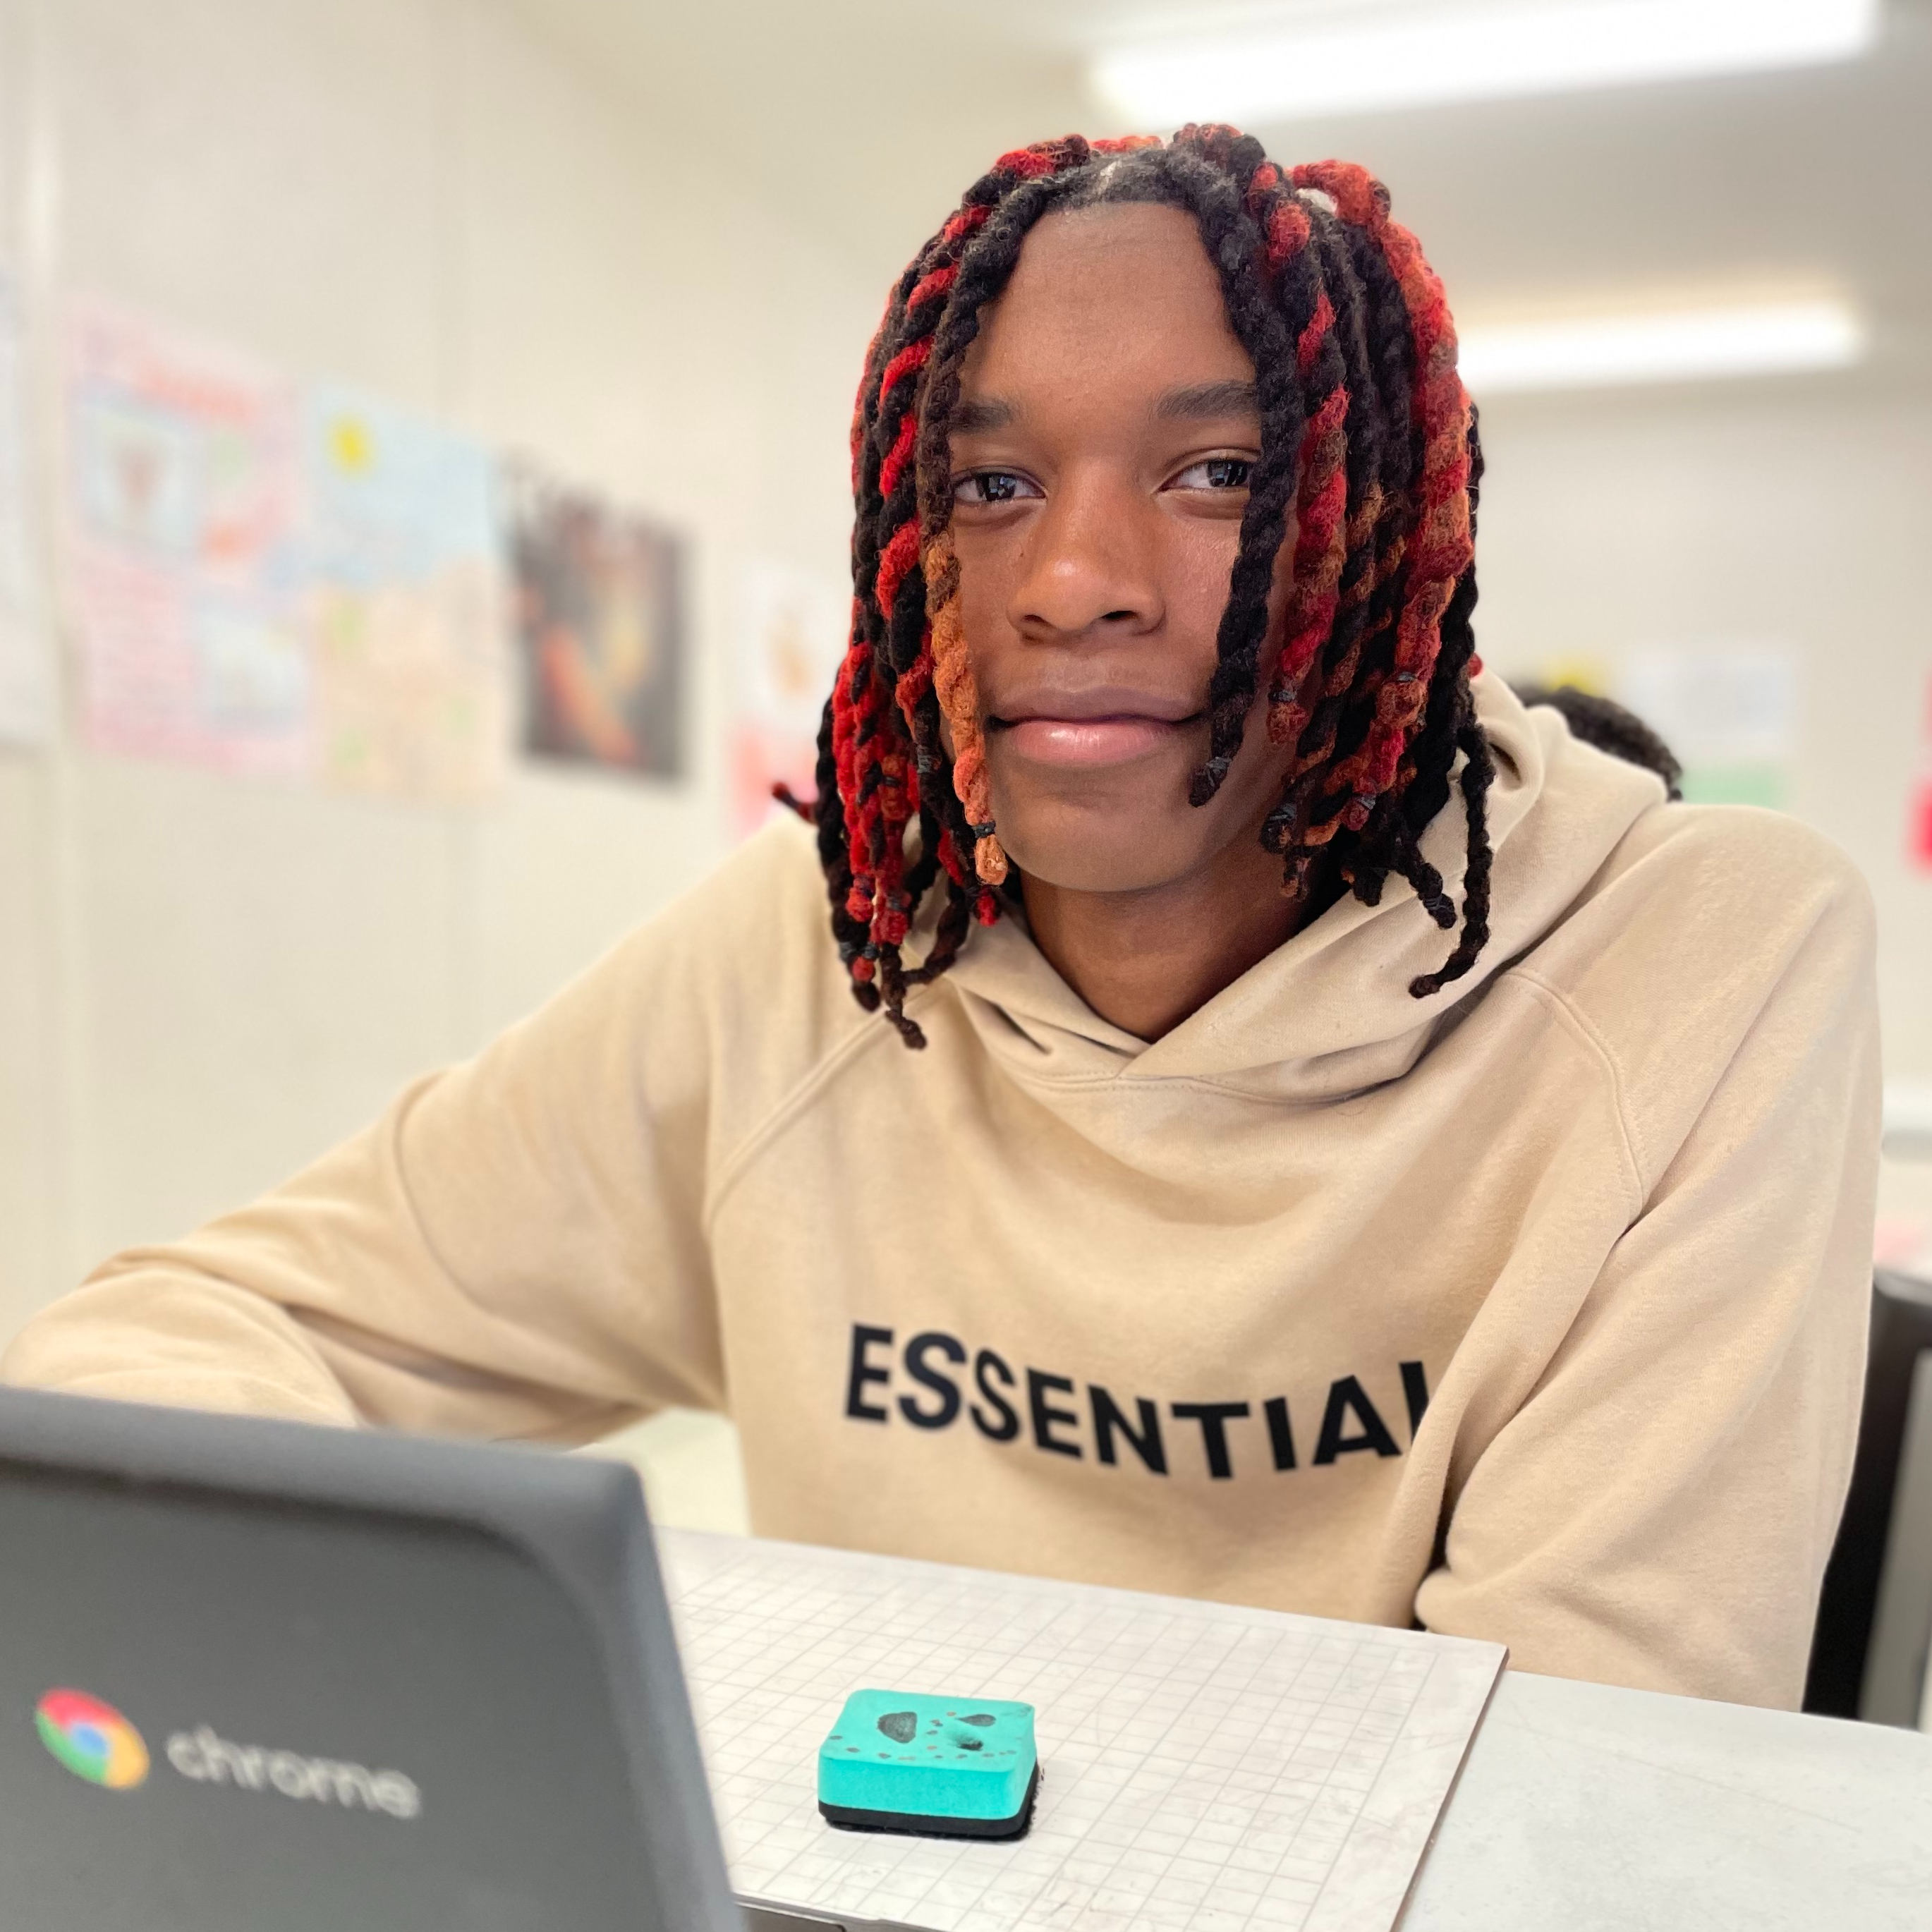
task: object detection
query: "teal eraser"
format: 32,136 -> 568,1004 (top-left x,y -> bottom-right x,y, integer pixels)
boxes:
817,1689 -> 1039,1840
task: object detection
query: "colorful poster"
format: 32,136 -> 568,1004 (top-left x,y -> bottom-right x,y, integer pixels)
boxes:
0,267 -> 53,744
65,300 -> 305,772
730,559 -> 847,836
509,466 -> 683,779
1615,640 -> 1799,808
1910,669 -> 1932,873
305,385 -> 509,801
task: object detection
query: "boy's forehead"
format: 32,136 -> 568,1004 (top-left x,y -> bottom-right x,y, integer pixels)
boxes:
954,202 -> 1256,418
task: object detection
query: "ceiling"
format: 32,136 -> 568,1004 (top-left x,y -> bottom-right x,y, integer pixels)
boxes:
490,0 -> 1932,392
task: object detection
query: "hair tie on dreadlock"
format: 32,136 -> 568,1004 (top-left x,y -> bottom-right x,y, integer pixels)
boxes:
1188,756 -> 1234,807
966,820 -> 1009,884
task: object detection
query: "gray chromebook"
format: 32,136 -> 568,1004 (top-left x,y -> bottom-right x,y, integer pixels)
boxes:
0,1385 -> 746,1932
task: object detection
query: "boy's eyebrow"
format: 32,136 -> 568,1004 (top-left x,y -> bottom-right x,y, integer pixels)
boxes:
949,396 -> 1018,434
1156,379 -> 1260,421
949,379 -> 1259,436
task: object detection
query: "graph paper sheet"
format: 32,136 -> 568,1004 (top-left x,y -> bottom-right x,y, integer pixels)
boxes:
658,1531 -> 1504,1932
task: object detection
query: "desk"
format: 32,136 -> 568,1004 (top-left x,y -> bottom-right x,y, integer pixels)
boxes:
660,1532 -> 1932,1932
1407,1667 -> 1932,1930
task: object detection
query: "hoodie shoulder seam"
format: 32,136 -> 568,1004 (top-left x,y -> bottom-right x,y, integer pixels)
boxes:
701,1002 -> 904,1234
1509,966 -> 1649,1206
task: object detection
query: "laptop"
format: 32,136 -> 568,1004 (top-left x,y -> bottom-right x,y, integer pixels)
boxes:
0,1384 -> 755,1932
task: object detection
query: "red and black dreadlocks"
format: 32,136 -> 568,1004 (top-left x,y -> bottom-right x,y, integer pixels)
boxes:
811,126 -> 1494,1048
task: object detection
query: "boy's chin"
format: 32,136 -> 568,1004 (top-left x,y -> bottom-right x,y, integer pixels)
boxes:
995,818 -> 1208,899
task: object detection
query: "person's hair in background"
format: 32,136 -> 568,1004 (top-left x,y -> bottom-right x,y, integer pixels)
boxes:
1510,684 -> 1684,801
818,127 -> 1490,1046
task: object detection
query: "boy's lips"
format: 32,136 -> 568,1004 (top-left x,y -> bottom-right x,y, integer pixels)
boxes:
988,686 -> 1203,769
994,716 -> 1191,765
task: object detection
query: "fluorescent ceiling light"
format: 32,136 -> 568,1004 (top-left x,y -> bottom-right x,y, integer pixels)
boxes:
1455,298 -> 1866,394
1093,0 -> 1878,125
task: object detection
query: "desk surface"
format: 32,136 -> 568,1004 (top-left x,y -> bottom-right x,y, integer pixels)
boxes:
660,1532 -> 1932,1932
1407,1665 -> 1932,1931
664,1531 -> 1500,1932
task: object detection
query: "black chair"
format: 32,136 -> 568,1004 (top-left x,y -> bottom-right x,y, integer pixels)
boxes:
1804,1270 -> 1932,1723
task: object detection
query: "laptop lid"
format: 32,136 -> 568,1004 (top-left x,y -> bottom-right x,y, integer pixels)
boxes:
0,1386 -> 743,1932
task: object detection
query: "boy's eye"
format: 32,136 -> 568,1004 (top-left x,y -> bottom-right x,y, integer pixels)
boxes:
1169,457 -> 1253,491
953,470 -> 1041,506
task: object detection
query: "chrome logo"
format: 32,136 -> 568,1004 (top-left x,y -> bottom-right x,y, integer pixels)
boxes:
34,1689 -> 150,1790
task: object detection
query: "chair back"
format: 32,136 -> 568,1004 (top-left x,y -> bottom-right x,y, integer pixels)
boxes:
1805,1269 -> 1932,1723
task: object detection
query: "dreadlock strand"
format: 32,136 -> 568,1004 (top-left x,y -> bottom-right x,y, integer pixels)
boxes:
923,530 -> 1007,885
1299,162 -> 1473,806
1247,200 -> 1397,873
1407,705 -> 1496,997
814,692 -> 882,1011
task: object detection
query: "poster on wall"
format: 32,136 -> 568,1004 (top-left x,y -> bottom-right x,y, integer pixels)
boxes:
1614,640 -> 1799,808
1910,669 -> 1932,872
0,268 -> 53,745
63,300 -> 307,773
304,384 -> 510,803
508,466 -> 684,779
729,559 -> 846,837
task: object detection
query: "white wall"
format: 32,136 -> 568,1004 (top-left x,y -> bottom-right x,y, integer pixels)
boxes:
0,0 -> 877,1330
1,0 -> 1926,1356
1476,383 -> 1932,1086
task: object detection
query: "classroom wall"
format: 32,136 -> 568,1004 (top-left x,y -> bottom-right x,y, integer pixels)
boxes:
1,0 -> 1927,1356
1475,382 -> 1932,1088
0,0 -> 877,1330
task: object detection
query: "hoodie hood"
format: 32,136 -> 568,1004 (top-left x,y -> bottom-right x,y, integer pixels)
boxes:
937,672 -> 1668,1103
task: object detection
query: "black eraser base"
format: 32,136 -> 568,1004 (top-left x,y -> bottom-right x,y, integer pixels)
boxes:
818,1765 -> 1039,1842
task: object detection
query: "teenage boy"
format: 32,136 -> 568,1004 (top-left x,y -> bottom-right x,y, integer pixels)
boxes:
3,130 -> 1878,1711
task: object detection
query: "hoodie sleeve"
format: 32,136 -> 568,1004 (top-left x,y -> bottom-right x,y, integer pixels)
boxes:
1414,809 -> 1881,1708
0,822 -> 841,1439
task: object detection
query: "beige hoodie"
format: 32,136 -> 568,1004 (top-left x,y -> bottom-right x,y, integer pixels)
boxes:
2,676 -> 1881,1709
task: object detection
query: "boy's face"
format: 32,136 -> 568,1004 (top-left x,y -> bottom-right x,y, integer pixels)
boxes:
946,201 -> 1295,897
